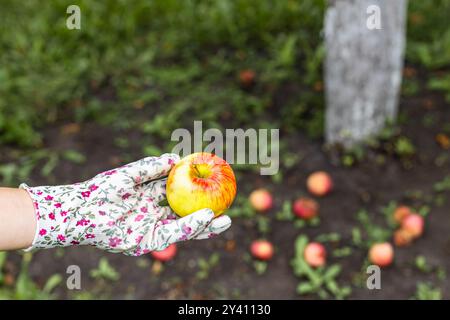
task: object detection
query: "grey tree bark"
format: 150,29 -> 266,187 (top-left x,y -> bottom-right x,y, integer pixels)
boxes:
324,0 -> 408,147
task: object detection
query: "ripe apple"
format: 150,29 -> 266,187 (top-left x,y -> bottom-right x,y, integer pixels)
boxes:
239,69 -> 256,87
369,242 -> 394,267
151,243 -> 177,262
393,228 -> 414,247
304,242 -> 326,267
393,205 -> 412,224
401,213 -> 424,239
166,152 -> 237,217
249,189 -> 273,212
293,197 -> 319,220
250,240 -> 274,261
306,171 -> 333,197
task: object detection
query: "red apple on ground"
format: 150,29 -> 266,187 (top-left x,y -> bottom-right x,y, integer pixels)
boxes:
249,189 -> 273,212
250,240 -> 274,261
369,242 -> 394,267
393,228 -> 414,247
401,213 -> 424,239
293,197 -> 319,220
166,152 -> 237,217
306,171 -> 333,197
151,244 -> 177,262
393,205 -> 412,224
239,69 -> 256,87
304,242 -> 326,267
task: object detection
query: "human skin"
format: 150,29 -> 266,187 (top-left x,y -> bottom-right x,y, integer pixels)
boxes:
0,187 -> 36,250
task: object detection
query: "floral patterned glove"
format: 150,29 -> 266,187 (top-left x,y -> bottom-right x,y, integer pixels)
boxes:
20,153 -> 232,256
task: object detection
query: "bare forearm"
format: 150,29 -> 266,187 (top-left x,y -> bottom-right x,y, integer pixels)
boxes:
0,188 -> 36,250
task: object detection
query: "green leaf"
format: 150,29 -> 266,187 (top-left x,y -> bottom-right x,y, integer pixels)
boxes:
62,150 -> 86,164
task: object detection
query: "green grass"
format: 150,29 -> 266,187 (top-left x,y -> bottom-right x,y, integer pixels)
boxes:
0,0 -> 326,147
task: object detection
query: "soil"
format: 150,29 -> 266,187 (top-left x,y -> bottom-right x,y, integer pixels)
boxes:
17,78 -> 450,300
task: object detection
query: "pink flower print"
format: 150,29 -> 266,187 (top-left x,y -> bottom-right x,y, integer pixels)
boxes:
60,211 -> 67,217
127,228 -> 133,235
49,213 -> 56,220
54,203 -> 62,208
142,249 -> 151,255
39,229 -> 47,236
45,195 -> 53,201
135,176 -> 142,184
86,234 -> 95,239
98,201 -> 105,206
208,233 -> 217,239
71,240 -> 80,245
134,215 -> 144,222
160,219 -> 172,225
109,237 -> 122,248
178,234 -> 188,241
89,184 -> 99,192
76,219 -> 90,227
135,235 -> 143,243
37,191 -> 43,195
57,234 -> 66,242
63,217 -> 68,223
122,193 -> 131,200
34,202 -> 39,209
168,158 -> 175,166
182,225 -> 192,235
140,207 -> 148,213
107,221 -> 115,227
81,191 -> 91,198
104,170 -> 117,176
98,210 -> 106,216
90,224 -> 96,228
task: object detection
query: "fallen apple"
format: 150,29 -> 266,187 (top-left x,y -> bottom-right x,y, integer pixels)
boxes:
293,197 -> 319,220
304,242 -> 326,267
393,205 -> 412,224
306,171 -> 333,197
393,228 -> 414,247
151,243 -> 177,262
250,240 -> 274,261
166,152 -> 237,217
249,188 -> 273,212
369,242 -> 394,267
239,69 -> 256,87
401,213 -> 424,239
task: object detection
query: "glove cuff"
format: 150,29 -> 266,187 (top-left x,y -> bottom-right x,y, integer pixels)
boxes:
19,183 -> 80,250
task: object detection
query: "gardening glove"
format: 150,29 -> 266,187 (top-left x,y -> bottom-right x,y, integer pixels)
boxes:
20,153 -> 232,256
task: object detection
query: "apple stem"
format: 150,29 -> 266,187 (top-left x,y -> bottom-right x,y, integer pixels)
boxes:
192,164 -> 202,177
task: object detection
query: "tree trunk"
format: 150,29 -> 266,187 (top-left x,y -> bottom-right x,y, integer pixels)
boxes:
324,0 -> 408,147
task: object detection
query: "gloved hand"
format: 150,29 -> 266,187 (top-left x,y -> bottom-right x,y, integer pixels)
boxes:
20,153 -> 232,256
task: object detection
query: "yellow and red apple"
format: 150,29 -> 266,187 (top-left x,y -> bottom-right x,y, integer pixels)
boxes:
369,242 -> 394,267
304,242 -> 326,267
166,152 -> 237,217
250,240 -> 274,261
249,188 -> 273,212
293,197 -> 319,220
306,171 -> 333,197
